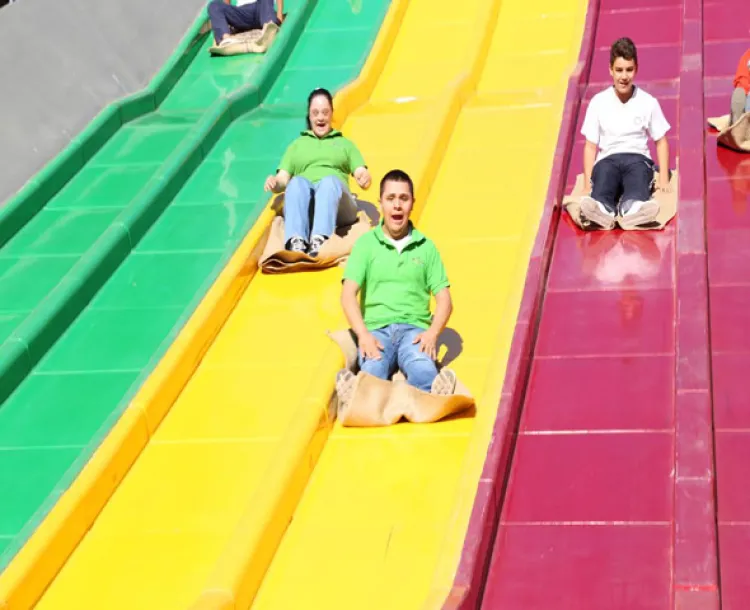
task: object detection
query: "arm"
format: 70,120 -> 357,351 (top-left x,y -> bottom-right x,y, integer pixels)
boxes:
655,137 -> 671,192
583,141 -> 597,194
429,288 -> 453,335
347,140 -> 371,189
265,141 -> 295,193
580,98 -> 599,193
412,288 -> 452,360
276,0 -> 285,23
341,279 -> 383,359
413,244 -> 452,359
264,169 -> 291,193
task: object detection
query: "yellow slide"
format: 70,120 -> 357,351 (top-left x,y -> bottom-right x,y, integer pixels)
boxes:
2,0 -> 586,607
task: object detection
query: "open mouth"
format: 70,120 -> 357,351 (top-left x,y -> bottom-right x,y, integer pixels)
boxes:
390,212 -> 405,223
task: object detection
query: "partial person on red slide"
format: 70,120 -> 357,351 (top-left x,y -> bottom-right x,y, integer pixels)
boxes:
578,37 -> 672,230
730,49 -> 750,126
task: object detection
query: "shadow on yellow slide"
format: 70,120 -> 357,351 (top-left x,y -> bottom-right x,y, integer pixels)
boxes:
0,0 -> 587,607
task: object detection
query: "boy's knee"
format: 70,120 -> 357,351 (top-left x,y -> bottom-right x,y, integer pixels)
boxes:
208,0 -> 224,14
360,358 -> 390,380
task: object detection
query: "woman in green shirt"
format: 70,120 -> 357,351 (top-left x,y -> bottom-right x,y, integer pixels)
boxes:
264,88 -> 372,256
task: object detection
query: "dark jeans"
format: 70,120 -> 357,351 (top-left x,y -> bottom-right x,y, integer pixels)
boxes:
208,0 -> 279,43
591,153 -> 655,214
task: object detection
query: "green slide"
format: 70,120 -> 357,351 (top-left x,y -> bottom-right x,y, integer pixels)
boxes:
0,0 -> 389,570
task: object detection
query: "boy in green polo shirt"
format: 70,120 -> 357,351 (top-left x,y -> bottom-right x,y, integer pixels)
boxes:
339,169 -> 456,395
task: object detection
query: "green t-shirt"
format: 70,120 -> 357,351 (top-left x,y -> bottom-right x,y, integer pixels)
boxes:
342,224 -> 450,330
278,129 -> 366,186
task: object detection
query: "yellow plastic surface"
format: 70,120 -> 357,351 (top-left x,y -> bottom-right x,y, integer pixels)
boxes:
29,0 -> 587,607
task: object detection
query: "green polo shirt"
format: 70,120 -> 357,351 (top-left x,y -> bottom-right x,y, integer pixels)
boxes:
278,129 -> 366,186
343,224 -> 450,331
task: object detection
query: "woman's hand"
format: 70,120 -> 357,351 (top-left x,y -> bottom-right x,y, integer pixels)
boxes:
353,167 -> 371,190
264,175 -> 278,192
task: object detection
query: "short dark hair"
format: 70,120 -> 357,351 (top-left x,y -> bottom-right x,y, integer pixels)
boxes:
306,87 -> 333,129
380,169 -> 414,197
610,37 -> 638,67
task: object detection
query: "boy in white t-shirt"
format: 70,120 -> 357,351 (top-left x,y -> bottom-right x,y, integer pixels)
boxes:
579,37 -> 672,230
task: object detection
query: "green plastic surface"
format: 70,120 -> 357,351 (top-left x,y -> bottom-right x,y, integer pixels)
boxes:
0,0 -> 389,572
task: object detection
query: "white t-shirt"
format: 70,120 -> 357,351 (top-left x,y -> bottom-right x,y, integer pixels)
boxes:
580,86 -> 670,163
237,0 -> 257,6
388,232 -> 411,254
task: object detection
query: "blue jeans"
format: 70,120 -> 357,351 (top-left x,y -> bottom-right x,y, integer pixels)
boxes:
283,175 -> 358,244
358,324 -> 439,393
208,0 -> 279,44
591,153 -> 655,213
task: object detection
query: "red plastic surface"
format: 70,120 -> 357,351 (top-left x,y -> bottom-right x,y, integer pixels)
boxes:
709,16 -> 750,604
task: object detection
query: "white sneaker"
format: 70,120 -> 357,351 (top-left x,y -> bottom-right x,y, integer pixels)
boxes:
619,199 -> 659,229
580,196 -> 616,230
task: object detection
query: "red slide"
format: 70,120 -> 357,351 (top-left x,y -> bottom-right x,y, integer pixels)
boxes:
446,0 -> 750,608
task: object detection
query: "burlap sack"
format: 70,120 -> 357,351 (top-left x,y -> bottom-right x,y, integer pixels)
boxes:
708,114 -> 750,153
563,169 -> 678,231
258,212 -> 373,274
209,22 -> 279,56
327,329 -> 475,427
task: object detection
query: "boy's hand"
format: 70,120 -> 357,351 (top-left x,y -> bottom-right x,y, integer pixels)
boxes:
359,332 -> 383,360
276,11 -> 285,24
413,328 -> 439,360
657,175 -> 672,193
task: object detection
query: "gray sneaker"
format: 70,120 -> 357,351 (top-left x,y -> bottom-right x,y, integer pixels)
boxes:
285,236 -> 308,253
308,234 -> 327,258
580,195 -> 616,230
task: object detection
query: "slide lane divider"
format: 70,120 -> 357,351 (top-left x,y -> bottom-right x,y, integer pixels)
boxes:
0,1 -> 317,606
672,0 -> 719,607
441,0 -> 601,607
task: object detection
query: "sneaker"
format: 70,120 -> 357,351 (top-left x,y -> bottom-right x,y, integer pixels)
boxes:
336,370 -> 358,414
619,199 -> 659,229
218,37 -> 238,47
580,196 -> 616,230
285,236 -> 308,253
431,369 -> 457,396
308,234 -> 327,258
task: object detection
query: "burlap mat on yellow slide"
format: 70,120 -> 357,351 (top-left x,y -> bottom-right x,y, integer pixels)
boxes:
259,212 -> 373,274
563,170 -> 678,231
327,329 -> 475,427
708,114 -> 750,153
209,22 -> 279,56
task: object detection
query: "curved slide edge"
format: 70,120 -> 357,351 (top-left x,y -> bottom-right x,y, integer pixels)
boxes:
0,7 -> 209,248
0,0 -> 315,405
441,1 -> 600,607
0,3 -> 318,606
